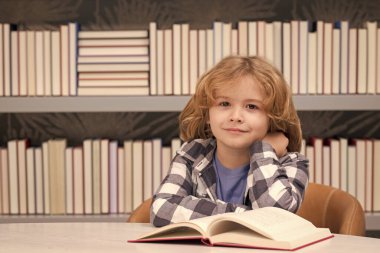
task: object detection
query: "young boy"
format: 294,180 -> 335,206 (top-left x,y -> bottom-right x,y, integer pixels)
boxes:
150,56 -> 309,227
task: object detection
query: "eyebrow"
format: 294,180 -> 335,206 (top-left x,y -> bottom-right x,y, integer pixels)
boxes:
215,96 -> 264,104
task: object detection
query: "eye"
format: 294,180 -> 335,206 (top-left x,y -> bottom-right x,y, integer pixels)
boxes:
247,104 -> 258,110
219,101 -> 230,107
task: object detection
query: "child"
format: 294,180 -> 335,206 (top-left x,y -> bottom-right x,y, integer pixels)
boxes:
150,56 -> 309,227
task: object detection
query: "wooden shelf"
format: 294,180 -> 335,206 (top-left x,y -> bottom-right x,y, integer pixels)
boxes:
0,214 -> 129,223
0,95 -> 379,112
0,96 -> 189,112
0,213 -> 379,230
365,213 -> 380,230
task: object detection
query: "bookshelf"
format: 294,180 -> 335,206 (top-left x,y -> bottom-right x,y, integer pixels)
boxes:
1,0 -> 379,235
1,95 -> 379,112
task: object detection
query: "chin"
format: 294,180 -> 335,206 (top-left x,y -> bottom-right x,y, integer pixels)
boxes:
221,141 -> 251,150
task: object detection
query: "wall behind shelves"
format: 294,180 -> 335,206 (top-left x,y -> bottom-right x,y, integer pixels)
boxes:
0,111 -> 379,147
0,112 -> 180,146
1,0 -> 379,29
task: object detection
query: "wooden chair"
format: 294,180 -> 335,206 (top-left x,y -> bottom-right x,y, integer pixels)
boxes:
127,198 -> 153,223
127,183 -> 366,236
296,182 -> 365,236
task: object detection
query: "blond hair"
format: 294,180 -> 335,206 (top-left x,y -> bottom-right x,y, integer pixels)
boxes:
179,55 -> 302,152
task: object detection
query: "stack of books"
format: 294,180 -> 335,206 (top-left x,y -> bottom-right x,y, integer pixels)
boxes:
77,29 -> 150,96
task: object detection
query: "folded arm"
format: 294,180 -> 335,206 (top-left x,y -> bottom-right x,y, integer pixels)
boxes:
247,141 -> 309,212
150,155 -> 248,227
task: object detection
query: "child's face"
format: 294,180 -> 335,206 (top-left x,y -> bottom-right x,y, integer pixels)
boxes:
208,76 -> 269,152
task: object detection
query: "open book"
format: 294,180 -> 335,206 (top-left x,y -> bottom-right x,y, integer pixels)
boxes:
129,207 -> 333,251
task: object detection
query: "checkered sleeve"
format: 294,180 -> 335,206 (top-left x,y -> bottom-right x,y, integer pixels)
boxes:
247,141 -> 309,213
150,142 -> 248,227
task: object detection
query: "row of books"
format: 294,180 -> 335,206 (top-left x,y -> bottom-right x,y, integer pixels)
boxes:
149,21 -> 380,96
0,138 -> 182,215
0,137 -> 379,215
1,20 -> 380,96
300,138 -> 380,212
0,23 -> 78,97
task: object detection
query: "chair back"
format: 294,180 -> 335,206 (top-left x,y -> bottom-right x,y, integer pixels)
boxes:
296,182 -> 366,236
127,198 -> 152,223
128,183 -> 366,236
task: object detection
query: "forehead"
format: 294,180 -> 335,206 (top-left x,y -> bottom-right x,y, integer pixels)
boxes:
215,76 -> 264,99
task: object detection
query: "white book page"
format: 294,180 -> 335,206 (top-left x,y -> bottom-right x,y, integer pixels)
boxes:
137,216 -> 217,240
208,207 -> 317,241
187,213 -> 224,232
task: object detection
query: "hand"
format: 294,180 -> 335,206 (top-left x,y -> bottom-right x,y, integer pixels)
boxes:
262,132 -> 289,157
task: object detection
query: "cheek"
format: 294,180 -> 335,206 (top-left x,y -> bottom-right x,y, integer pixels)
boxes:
256,115 -> 270,135
208,108 -> 219,124
208,115 -> 219,131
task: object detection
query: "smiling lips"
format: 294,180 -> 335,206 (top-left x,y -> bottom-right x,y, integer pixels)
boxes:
224,127 -> 248,133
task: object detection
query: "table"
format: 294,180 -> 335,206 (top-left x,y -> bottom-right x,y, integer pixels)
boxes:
0,222 -> 379,253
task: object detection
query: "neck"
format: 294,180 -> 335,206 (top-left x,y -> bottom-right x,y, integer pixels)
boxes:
216,146 -> 250,169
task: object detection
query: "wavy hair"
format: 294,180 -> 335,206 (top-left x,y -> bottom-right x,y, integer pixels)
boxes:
179,55 -> 302,152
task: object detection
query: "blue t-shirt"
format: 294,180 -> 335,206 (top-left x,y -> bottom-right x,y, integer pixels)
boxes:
213,151 -> 250,204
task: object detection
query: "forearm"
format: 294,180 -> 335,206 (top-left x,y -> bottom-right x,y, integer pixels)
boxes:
248,141 -> 309,212
151,192 -> 248,227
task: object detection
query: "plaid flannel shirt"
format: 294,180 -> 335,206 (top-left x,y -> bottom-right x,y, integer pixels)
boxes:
150,138 -> 309,227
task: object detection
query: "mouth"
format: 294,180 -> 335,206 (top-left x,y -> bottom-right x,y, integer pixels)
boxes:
224,128 -> 247,133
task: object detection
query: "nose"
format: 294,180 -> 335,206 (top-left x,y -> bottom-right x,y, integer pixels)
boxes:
229,107 -> 243,123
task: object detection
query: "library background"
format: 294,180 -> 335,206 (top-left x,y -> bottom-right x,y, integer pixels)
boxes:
0,0 -> 379,238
